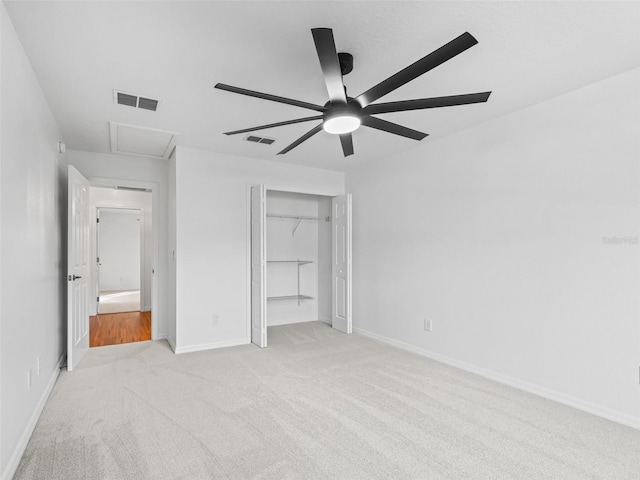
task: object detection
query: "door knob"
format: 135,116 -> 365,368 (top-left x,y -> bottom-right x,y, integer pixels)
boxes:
68,274 -> 82,281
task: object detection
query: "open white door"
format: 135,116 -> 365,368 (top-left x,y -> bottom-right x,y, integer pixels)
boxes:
332,194 -> 352,333
67,166 -> 91,371
251,185 -> 267,348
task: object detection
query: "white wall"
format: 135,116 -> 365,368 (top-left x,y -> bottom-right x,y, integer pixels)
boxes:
347,68 -> 640,428
0,4 -> 66,478
90,187 -> 153,313
63,149 -> 169,339
98,209 -> 141,292
172,146 -> 344,353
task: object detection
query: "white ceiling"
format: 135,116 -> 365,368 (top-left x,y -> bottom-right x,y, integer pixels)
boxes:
5,1 -> 640,171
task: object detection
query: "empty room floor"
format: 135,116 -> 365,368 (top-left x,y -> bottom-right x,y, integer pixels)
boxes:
14,322 -> 640,479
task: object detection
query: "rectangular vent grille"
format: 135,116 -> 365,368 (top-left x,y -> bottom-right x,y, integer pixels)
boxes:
138,97 -> 159,111
114,185 -> 152,192
245,135 -> 275,145
117,92 -> 137,107
114,90 -> 159,112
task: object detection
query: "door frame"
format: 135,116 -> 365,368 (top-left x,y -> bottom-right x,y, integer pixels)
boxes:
88,177 -> 160,341
245,183 -> 348,345
250,185 -> 267,348
96,206 -> 145,315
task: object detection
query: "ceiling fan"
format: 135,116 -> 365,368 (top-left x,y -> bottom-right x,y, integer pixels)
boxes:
215,28 -> 491,157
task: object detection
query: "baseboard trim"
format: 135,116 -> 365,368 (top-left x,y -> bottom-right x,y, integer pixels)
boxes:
353,327 -> 640,431
174,338 -> 247,354
166,336 -> 176,353
2,354 -> 65,480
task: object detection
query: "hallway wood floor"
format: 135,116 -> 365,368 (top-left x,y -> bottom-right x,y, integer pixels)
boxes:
89,311 -> 151,347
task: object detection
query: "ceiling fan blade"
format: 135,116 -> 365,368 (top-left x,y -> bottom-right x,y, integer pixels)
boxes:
223,116 -> 324,135
215,83 -> 325,112
363,91 -> 492,115
356,32 -> 479,107
277,124 -> 324,155
339,133 -> 354,157
311,28 -> 347,104
361,116 -> 428,141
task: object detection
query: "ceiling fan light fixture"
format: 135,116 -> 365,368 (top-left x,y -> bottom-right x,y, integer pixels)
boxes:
216,29 -> 490,157
323,112 -> 361,134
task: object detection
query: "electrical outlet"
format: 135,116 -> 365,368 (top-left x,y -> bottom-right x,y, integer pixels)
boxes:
212,314 -> 219,326
36,357 -> 41,376
424,319 -> 432,332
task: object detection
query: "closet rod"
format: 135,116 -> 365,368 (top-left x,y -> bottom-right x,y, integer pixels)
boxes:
266,213 -> 330,222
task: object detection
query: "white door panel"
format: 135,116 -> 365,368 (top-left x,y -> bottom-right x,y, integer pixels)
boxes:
251,185 -> 267,348
332,194 -> 352,334
67,166 -> 91,370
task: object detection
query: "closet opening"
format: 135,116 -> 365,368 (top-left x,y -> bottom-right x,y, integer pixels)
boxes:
250,186 -> 352,348
267,191 -> 332,327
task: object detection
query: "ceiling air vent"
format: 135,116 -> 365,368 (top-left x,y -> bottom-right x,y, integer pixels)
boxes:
244,134 -> 275,145
114,186 -> 152,192
114,90 -> 159,112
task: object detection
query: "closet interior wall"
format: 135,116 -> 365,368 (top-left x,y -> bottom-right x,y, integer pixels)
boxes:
266,191 -> 332,326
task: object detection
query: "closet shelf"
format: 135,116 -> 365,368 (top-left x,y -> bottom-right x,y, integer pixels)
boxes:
267,295 -> 313,302
267,260 -> 313,265
267,260 -> 312,305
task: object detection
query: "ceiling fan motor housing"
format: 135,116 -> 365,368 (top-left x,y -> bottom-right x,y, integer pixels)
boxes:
323,97 -> 362,115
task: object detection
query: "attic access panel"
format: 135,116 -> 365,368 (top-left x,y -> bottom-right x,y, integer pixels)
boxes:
109,122 -> 178,159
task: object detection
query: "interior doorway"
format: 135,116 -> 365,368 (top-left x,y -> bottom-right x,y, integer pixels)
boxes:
89,186 -> 153,347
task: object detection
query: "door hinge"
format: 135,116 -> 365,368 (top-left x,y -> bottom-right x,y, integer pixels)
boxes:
96,218 -> 100,223
97,296 -> 100,303
97,257 -> 100,263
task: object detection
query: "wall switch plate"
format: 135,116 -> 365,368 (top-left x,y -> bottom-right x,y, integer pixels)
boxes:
212,314 -> 219,326
424,319 -> 432,332
27,369 -> 32,390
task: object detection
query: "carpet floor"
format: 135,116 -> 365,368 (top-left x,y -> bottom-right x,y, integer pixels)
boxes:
13,321 -> 640,479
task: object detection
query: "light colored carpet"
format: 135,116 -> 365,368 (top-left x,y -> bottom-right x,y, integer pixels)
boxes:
14,321 -> 640,479
98,290 -> 140,314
